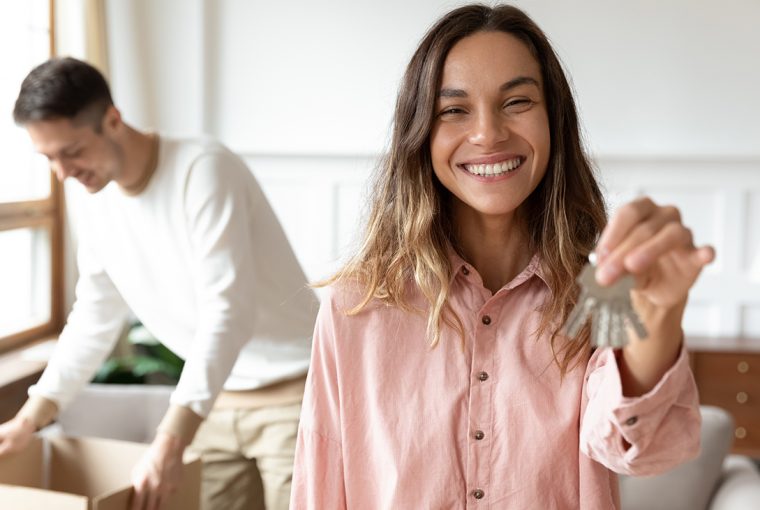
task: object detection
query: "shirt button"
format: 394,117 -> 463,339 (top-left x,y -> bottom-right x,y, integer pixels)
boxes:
478,371 -> 489,382
472,489 -> 485,499
474,430 -> 485,440
625,416 -> 638,426
461,266 -> 470,275
481,315 -> 491,325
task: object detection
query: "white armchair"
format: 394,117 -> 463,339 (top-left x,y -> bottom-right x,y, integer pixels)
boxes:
52,383 -> 173,443
621,406 -> 760,510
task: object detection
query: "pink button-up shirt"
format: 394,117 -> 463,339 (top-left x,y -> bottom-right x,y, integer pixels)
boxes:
291,254 -> 700,509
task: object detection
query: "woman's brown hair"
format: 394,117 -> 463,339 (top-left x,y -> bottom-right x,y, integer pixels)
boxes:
323,4 -> 607,374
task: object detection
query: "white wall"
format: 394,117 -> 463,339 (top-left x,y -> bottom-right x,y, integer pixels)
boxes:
97,0 -> 760,338
106,0 -> 760,158
243,153 -> 760,338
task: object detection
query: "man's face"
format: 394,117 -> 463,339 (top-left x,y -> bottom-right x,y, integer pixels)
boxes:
25,115 -> 122,193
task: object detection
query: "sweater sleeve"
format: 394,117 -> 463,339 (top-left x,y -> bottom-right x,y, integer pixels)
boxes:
167,150 -> 261,418
290,293 -> 346,509
28,227 -> 130,415
579,344 -> 701,476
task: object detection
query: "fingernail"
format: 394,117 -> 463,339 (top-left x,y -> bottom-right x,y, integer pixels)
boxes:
596,262 -> 621,286
595,247 -> 610,264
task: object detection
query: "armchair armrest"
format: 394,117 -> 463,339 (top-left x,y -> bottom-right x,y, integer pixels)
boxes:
709,456 -> 760,510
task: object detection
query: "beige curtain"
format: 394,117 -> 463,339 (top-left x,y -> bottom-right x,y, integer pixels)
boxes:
54,0 -> 109,78
84,0 -> 109,78
53,0 -> 110,314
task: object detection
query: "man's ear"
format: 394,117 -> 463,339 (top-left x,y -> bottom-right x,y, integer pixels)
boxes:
101,105 -> 123,134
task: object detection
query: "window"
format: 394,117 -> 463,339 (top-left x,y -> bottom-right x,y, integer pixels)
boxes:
0,0 -> 64,352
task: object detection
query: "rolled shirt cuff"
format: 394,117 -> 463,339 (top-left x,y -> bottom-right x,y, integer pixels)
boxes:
17,395 -> 59,430
156,404 -> 204,444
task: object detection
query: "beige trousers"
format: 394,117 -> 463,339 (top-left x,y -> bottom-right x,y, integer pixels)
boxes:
188,402 -> 301,510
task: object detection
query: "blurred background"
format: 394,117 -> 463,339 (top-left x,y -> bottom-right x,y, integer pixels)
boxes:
104,0 -> 760,338
1,0 -> 759,457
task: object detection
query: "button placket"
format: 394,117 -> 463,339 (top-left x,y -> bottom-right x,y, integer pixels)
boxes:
467,306 -> 496,507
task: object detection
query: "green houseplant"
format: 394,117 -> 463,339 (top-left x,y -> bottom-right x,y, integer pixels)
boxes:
92,322 -> 184,385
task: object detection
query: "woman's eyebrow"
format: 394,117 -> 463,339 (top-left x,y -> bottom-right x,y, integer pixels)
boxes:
438,87 -> 468,98
438,76 -> 540,98
500,76 -> 540,91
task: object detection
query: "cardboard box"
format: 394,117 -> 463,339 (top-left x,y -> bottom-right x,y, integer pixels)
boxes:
0,435 -> 200,510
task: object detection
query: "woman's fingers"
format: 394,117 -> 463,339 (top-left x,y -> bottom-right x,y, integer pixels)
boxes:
596,197 -> 663,262
622,222 -> 694,274
596,204 -> 682,285
594,197 -> 715,304
693,245 -> 716,266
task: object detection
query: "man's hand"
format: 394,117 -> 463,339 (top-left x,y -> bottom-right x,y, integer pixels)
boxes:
0,416 -> 36,457
130,431 -> 187,510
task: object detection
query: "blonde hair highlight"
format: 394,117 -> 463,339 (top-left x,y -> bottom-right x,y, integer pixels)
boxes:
320,4 -> 607,374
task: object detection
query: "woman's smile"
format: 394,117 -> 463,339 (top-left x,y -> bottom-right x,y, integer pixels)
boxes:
458,155 -> 525,180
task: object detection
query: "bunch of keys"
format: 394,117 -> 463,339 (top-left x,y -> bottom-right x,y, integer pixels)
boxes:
562,253 -> 648,348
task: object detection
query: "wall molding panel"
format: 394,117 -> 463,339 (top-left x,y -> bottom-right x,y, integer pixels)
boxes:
245,153 -> 760,339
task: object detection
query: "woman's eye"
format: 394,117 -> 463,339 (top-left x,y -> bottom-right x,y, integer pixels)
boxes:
438,107 -> 465,117
504,99 -> 533,112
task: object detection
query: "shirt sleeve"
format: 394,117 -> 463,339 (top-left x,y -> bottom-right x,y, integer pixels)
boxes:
579,343 -> 701,476
28,227 -> 131,414
168,150 -> 260,418
290,293 -> 347,509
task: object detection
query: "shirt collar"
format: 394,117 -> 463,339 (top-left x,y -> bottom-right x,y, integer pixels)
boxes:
446,244 -> 549,291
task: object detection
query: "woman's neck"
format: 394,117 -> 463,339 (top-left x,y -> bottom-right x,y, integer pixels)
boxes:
452,204 -> 532,294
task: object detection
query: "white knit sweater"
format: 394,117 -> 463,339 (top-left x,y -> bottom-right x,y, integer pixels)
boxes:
30,136 -> 318,417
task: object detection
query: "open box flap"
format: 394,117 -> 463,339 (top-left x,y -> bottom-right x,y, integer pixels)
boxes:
0,483 -> 88,510
92,486 -> 131,510
49,436 -> 145,497
92,455 -> 201,510
0,436 -> 200,510
164,457 -> 201,510
0,436 -> 44,488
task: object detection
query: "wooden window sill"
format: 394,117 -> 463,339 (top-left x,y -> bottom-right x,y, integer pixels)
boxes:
0,337 -> 55,422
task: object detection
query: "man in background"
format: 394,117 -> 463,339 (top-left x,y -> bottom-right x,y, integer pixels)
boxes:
0,57 -> 318,510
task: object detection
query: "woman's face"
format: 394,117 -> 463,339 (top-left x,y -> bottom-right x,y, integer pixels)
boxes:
430,30 -> 550,223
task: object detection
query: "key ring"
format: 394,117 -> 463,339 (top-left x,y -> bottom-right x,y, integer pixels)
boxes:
561,253 -> 648,348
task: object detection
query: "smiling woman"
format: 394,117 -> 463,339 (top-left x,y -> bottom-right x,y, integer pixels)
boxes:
0,0 -> 64,352
290,4 -> 713,509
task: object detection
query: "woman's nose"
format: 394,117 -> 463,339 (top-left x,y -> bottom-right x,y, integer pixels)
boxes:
468,110 -> 510,148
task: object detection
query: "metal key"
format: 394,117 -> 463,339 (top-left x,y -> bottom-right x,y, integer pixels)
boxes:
562,254 -> 648,347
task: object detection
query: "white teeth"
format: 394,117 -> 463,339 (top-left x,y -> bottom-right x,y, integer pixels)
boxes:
464,157 -> 522,176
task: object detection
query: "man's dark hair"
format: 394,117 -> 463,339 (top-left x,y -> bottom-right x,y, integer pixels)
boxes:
13,57 -> 114,130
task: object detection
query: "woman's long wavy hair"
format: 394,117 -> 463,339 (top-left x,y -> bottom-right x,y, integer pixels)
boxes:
323,4 -> 607,374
